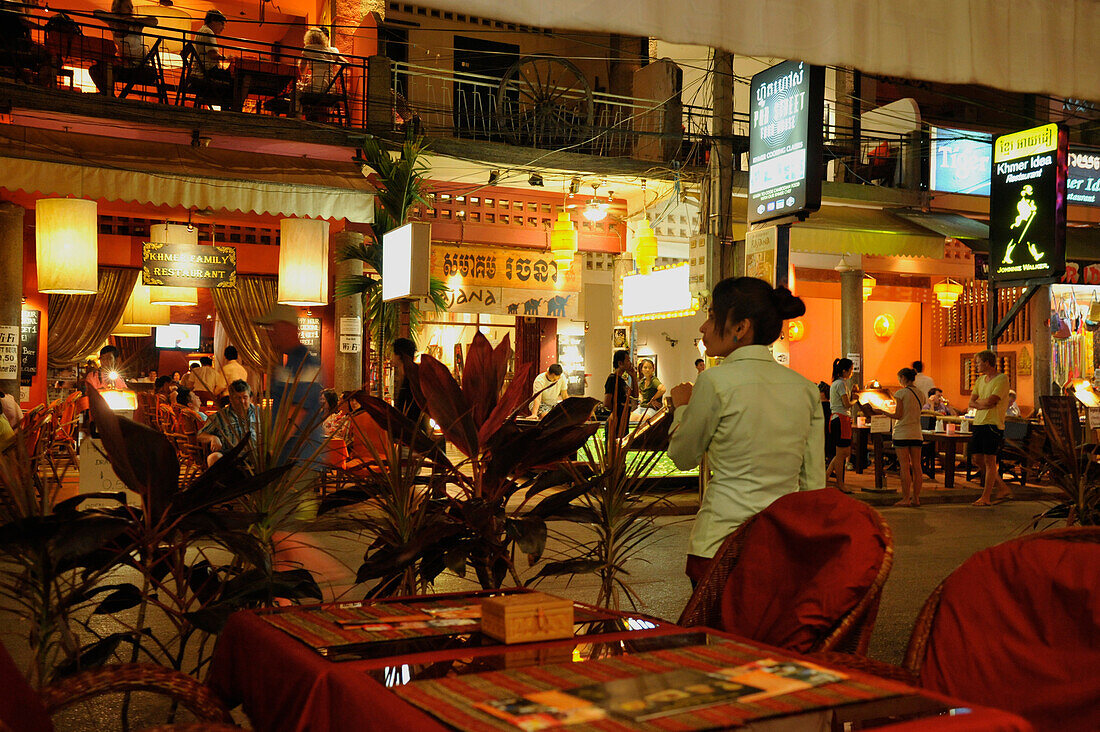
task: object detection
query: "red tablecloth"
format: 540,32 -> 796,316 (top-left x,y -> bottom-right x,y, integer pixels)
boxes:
207,606 -> 1032,732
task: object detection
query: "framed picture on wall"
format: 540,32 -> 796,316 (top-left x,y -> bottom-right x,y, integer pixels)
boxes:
612,327 -> 629,350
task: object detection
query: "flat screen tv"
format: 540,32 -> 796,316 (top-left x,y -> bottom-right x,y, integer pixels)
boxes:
155,324 -> 200,350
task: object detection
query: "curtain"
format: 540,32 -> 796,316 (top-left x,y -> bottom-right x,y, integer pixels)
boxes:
211,276 -> 278,378
47,268 -> 139,369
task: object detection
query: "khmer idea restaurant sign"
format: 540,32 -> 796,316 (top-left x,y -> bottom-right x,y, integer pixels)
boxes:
142,242 -> 237,288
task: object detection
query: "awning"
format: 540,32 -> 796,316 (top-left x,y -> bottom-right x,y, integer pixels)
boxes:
888,209 -> 990,242
0,126 -> 373,222
421,0 -> 1100,101
787,206 -> 946,259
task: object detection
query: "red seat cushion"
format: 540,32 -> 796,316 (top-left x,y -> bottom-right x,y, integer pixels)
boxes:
720,489 -> 886,653
0,642 -> 53,732
918,530 -> 1100,731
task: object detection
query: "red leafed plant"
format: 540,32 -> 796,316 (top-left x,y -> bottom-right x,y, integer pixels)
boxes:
346,332 -> 600,590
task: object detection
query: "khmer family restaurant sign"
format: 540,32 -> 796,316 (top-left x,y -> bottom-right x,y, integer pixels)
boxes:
989,123 -> 1068,283
142,242 -> 237,288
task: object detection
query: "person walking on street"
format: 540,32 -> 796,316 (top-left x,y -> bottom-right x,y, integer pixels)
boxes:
969,350 -> 1012,507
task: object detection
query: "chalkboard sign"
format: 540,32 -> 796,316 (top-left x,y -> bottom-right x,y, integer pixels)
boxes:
21,309 -> 39,378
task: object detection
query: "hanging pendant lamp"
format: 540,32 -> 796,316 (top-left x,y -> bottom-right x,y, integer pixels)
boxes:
634,217 -> 658,275
550,210 -> 578,272
35,198 -> 99,294
111,323 -> 153,337
148,224 -> 199,306
278,218 -> 330,306
933,279 -> 963,308
862,274 -> 876,302
122,282 -> 170,327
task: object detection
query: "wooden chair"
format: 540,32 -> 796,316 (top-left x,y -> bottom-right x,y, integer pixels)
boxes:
46,392 -> 81,470
0,639 -> 237,732
817,527 -> 1100,732
296,62 -> 349,125
678,489 -> 894,656
172,409 -> 207,485
176,42 -> 231,109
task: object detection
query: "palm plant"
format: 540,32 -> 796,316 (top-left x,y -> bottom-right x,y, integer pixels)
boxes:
1025,395 -> 1100,527
336,130 -> 448,371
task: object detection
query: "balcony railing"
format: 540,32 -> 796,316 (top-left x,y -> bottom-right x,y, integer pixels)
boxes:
0,5 -> 916,183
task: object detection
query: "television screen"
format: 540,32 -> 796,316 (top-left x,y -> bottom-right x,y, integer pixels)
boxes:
929,127 -> 992,195
155,324 -> 200,350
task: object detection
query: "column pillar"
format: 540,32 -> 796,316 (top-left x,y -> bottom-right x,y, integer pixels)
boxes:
0,202 -> 24,399
333,231 -> 364,395
840,267 -> 864,386
1030,284 -> 1052,405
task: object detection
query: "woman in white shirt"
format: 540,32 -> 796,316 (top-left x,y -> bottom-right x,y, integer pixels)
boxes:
887,367 -> 924,506
668,277 -> 825,586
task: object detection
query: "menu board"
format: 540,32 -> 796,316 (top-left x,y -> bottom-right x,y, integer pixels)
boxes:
298,316 -> 322,359
20,309 -> 39,378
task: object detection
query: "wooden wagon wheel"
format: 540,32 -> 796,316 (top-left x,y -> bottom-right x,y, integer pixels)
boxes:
496,54 -> 594,148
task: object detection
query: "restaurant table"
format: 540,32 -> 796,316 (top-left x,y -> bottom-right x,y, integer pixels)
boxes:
207,589 -> 1032,732
230,57 -> 298,113
869,431 -> 974,491
853,425 -> 871,473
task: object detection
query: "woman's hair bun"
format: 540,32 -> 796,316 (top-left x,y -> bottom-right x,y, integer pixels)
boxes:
770,286 -> 806,319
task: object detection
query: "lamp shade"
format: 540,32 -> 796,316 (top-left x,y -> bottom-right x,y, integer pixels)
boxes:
111,323 -> 153,337
279,218 -> 329,306
787,319 -> 806,342
634,218 -> 658,275
148,224 -> 198,306
122,283 -> 170,327
873,313 -> 896,338
35,198 -> 98,294
550,210 -> 577,271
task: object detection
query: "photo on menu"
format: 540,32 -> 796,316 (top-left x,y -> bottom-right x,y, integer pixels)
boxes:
566,668 -> 765,722
708,658 -> 847,702
476,690 -> 605,731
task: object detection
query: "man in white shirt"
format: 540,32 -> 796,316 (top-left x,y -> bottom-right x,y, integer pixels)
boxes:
221,345 -> 249,386
192,9 -> 230,83
192,356 -> 227,396
912,360 -> 935,401
529,363 -> 569,417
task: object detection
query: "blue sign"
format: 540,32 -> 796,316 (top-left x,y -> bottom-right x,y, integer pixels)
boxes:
930,127 -> 992,195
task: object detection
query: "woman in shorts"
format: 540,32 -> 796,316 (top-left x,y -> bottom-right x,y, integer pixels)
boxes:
827,358 -> 855,493
888,367 -> 924,506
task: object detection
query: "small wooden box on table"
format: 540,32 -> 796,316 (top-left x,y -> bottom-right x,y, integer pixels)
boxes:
481,592 -> 574,644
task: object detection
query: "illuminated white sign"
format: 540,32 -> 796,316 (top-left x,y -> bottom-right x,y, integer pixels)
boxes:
382,222 -> 432,302
621,264 -> 697,322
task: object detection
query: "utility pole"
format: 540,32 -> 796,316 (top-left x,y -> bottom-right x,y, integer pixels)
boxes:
709,49 -> 735,279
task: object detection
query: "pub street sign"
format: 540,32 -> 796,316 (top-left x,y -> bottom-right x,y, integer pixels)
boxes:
748,60 -> 826,225
989,123 -> 1068,283
142,242 -> 237,289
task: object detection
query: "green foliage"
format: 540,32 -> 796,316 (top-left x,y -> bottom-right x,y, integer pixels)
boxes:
1023,396 -> 1100,528
336,131 -> 449,352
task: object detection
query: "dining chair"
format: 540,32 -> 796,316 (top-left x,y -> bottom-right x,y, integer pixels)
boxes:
296,62 -> 349,125
176,42 -> 231,110
678,488 -> 894,656
0,640 -> 237,732
816,527 -> 1100,732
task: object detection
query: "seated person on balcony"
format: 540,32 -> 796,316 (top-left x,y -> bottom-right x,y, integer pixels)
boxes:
191,9 -> 231,85
89,0 -> 157,93
199,379 -> 258,468
176,386 -> 208,427
86,345 -> 127,391
298,26 -> 343,93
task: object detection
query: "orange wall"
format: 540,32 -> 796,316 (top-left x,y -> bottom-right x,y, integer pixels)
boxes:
789,294 -> 932,391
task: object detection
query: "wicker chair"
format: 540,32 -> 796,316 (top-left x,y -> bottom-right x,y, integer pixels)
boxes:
0,641 -> 238,731
816,527 -> 1100,732
678,490 -> 894,656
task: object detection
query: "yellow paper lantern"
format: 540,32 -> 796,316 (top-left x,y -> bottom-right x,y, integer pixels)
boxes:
787,319 -> 806,342
122,283 -> 170,327
148,224 -> 199,306
111,323 -> 153,337
279,218 -> 330,306
933,279 -> 963,308
634,218 -> 658,275
862,274 -> 876,302
35,198 -> 98,294
550,210 -> 577,271
873,313 -> 896,338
